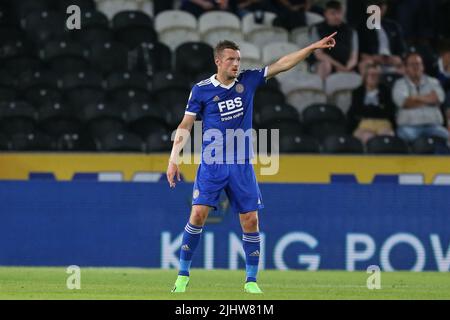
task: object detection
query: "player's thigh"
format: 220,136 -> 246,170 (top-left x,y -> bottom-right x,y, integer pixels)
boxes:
192,163 -> 229,211
226,163 -> 264,214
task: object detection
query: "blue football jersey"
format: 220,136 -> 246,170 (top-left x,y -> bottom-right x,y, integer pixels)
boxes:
185,67 -> 268,163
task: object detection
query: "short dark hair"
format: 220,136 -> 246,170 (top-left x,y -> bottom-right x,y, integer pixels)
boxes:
325,0 -> 342,11
214,40 -> 240,58
404,51 -> 422,65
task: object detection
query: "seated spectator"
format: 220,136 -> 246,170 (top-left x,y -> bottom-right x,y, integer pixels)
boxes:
271,0 -> 310,31
358,0 -> 406,75
233,0 -> 268,18
181,0 -> 231,18
437,47 -> 450,133
311,0 -> 359,79
392,53 -> 449,143
348,63 -> 395,144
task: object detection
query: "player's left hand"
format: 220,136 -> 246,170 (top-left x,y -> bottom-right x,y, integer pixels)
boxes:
313,32 -> 337,50
167,161 -> 181,188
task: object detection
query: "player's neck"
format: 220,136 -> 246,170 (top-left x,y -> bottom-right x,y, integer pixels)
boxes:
215,73 -> 235,86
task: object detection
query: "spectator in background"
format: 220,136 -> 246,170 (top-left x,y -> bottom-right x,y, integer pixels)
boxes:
437,47 -> 450,133
233,0 -> 268,18
358,0 -> 406,75
181,0 -> 231,18
311,1 -> 358,79
392,53 -> 449,143
271,0 -> 310,31
348,63 -> 395,144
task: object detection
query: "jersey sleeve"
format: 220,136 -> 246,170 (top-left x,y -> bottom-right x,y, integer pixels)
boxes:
185,85 -> 202,116
241,67 -> 268,90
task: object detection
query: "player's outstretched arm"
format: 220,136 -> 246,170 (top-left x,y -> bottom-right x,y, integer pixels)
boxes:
167,114 -> 195,188
266,32 -> 337,79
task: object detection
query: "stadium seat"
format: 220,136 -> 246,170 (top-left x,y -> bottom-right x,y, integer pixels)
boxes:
242,12 -> 289,47
279,133 -> 320,153
199,11 -> 243,47
12,0 -> 54,20
325,72 -> 363,113
305,12 -> 325,26
254,84 -> 286,111
302,103 -> 347,141
146,131 -> 172,152
112,10 -> 157,48
0,71 -> 17,101
262,42 -> 300,68
4,55 -> 41,78
411,136 -> 450,154
9,131 -> 54,151
38,101 -> 83,137
95,130 -> 144,152
130,42 -> 172,76
254,103 -> 300,127
0,38 -> 34,61
61,70 -> 105,109
154,10 -> 199,52
56,0 -> 96,12
125,102 -> 169,138
0,132 -> 9,150
55,132 -> 96,151
277,71 -> 325,115
0,101 -> 37,136
105,71 -> 151,106
366,135 -> 409,154
0,25 -> 25,43
290,26 -> 311,48
322,134 -> 364,154
82,101 -> 125,138
21,11 -> 66,44
18,70 -> 62,106
239,41 -> 262,70
69,10 -> 112,44
41,40 -> 90,73
96,0 -> 140,20
89,41 -> 129,73
175,42 -> 216,81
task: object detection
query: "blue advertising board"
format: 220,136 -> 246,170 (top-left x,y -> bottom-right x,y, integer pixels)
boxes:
0,181 -> 449,271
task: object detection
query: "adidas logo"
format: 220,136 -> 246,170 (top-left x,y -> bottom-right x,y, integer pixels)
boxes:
181,244 -> 190,251
249,250 -> 260,257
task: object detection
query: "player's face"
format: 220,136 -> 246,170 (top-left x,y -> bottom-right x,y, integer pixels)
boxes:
216,49 -> 241,80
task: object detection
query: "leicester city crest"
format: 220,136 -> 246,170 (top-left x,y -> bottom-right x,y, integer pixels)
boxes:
235,83 -> 244,93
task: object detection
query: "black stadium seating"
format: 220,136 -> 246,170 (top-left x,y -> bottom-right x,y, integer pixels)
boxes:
112,10 -> 157,48
61,70 -> 105,109
322,134 -> 364,154
366,135 -> 409,154
0,101 -> 37,136
81,101 -> 125,139
175,42 -> 215,81
0,3 -> 447,155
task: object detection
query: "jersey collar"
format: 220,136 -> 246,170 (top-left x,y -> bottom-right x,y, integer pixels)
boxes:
210,74 -> 239,90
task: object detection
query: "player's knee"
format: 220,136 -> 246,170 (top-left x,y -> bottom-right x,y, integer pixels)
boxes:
241,213 -> 259,230
190,206 -> 209,226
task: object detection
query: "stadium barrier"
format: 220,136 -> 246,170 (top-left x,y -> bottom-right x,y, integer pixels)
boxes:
0,180 -> 448,271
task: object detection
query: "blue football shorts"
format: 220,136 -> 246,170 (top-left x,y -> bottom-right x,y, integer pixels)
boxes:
192,162 -> 264,214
